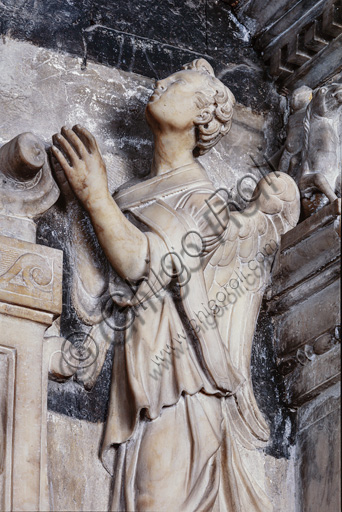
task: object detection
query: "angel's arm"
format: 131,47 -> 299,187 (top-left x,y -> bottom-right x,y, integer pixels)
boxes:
51,125 -> 148,282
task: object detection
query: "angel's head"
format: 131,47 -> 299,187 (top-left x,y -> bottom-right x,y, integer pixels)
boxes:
146,58 -> 235,156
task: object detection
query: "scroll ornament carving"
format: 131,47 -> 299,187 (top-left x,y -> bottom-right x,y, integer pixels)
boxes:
0,234 -> 62,315
0,132 -> 59,242
0,253 -> 53,291
51,59 -> 300,511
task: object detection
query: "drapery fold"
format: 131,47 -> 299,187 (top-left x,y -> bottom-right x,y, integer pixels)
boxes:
99,165 -> 299,511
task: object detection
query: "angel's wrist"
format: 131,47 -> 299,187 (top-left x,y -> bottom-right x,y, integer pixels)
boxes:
85,190 -> 112,214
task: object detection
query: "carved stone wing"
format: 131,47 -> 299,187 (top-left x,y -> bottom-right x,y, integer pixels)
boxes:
204,172 -> 300,446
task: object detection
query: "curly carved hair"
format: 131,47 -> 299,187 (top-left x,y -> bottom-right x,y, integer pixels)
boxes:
182,58 -> 235,156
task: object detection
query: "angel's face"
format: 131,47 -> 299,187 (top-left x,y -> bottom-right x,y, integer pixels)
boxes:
146,70 -> 206,133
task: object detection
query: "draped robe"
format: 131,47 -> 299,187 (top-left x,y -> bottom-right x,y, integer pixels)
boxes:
98,163 -> 300,511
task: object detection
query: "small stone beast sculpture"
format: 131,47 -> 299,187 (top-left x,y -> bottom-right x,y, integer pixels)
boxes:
278,85 -> 312,179
299,83 -> 342,217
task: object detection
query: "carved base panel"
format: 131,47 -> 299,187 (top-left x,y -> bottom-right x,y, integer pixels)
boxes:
0,311 -> 51,511
0,235 -> 62,511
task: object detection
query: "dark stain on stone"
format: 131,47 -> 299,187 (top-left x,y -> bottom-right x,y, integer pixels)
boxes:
251,306 -> 296,459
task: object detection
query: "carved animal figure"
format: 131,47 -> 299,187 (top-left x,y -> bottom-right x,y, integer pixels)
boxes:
278,85 -> 312,180
299,83 -> 342,215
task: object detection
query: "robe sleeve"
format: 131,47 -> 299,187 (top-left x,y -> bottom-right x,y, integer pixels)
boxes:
131,231 -> 172,306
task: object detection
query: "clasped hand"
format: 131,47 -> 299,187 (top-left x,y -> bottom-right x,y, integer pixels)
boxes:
51,125 -> 109,209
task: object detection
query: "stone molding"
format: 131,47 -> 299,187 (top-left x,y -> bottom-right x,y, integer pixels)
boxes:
267,199 -> 341,406
231,0 -> 342,91
261,0 -> 342,88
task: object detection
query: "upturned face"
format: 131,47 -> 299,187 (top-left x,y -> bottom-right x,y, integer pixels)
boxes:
145,70 -> 209,132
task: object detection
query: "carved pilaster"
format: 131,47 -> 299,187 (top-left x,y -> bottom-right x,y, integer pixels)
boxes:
0,133 -> 62,511
267,199 -> 341,512
0,347 -> 15,512
0,236 -> 63,511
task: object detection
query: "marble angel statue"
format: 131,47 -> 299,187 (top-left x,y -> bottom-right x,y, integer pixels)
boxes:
51,59 -> 300,511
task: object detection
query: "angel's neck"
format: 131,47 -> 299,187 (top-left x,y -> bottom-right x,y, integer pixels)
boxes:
151,130 -> 196,177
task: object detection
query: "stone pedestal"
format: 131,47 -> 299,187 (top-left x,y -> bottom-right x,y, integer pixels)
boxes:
0,234 -> 62,511
267,199 -> 341,512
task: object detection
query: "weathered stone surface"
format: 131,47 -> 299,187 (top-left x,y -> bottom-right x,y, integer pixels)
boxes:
260,191 -> 341,512
275,280 -> 340,357
46,409 -> 297,512
269,200 -> 341,359
251,310 -> 296,459
278,198 -> 341,252
265,194 -> 341,512
0,347 -> 15,512
0,38 -> 154,187
0,215 -> 37,244
1,17 -> 339,511
272,225 -> 340,299
0,235 -> 63,315
0,0 -> 280,110
233,0 -> 342,91
296,383 -> 341,512
265,194 -> 341,511
47,412 -> 111,512
284,344 -> 340,406
0,253 -> 62,510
